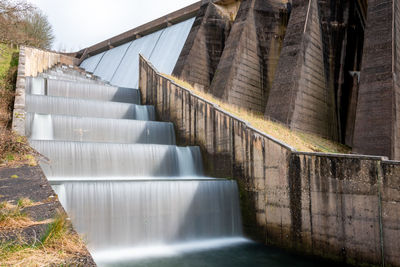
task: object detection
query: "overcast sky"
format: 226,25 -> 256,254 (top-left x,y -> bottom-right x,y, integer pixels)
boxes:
27,0 -> 199,52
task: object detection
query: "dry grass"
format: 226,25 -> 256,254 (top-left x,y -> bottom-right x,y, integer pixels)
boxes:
0,202 -> 31,231
0,212 -> 90,266
0,234 -> 87,266
162,74 -> 350,154
0,129 -> 38,167
0,199 -> 47,230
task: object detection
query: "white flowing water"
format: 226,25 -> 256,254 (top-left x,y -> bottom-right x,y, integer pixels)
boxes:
51,180 -> 242,250
30,141 -> 202,177
31,79 -> 141,104
26,94 -> 155,120
30,77 -> 45,95
176,146 -> 202,176
26,67 -> 245,265
26,113 -> 175,144
31,113 -> 54,140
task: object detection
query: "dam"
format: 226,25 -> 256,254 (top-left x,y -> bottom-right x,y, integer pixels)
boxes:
10,0 -> 400,266
21,64 -> 342,266
25,66 -> 245,264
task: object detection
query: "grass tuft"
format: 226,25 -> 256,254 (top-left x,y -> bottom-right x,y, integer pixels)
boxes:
0,211 -> 89,266
0,201 -> 31,230
162,74 -> 350,154
40,213 -> 68,245
0,199 -> 47,230
17,198 -> 33,208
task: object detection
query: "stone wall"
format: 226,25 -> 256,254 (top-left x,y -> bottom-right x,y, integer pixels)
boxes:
139,55 -> 400,266
12,46 -> 77,135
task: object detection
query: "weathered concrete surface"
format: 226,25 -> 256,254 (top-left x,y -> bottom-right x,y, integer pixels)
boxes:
173,0 -> 238,91
0,165 -> 96,266
382,161 -> 400,267
292,154 -> 383,265
265,0 -> 338,141
140,55 -> 400,267
73,0 -> 400,161
353,0 -> 400,160
209,0 -> 288,113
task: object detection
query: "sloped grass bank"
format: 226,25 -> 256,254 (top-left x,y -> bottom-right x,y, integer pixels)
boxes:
163,74 -> 350,154
0,44 -> 39,167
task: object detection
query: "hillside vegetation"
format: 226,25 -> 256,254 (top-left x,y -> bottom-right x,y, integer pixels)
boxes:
0,44 -> 37,167
0,0 -> 54,49
0,0 -> 54,167
163,74 -> 350,154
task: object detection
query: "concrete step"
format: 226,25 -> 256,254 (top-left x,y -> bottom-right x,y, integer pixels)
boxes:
26,113 -> 175,145
26,94 -> 155,121
26,77 -> 140,104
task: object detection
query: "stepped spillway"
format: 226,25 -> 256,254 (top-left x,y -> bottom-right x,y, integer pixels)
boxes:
25,113 -> 175,144
26,94 -> 154,120
25,65 -> 246,264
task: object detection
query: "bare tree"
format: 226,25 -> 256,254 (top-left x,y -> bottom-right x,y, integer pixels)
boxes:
0,0 -> 33,45
0,0 -> 54,49
23,10 -> 54,49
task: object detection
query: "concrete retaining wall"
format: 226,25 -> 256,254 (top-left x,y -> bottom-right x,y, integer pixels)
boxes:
12,46 -> 79,135
139,55 -> 400,267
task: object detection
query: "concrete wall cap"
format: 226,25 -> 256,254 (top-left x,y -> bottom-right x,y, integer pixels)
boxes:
295,151 -> 389,161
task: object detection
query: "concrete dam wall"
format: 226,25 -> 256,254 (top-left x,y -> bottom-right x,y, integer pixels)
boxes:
75,0 -> 400,161
79,17 -> 195,88
139,55 -> 400,267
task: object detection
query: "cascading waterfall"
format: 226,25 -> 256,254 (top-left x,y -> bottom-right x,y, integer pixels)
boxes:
31,113 -> 54,140
52,180 -> 242,250
176,146 -> 203,176
27,78 -> 141,104
26,66 -> 246,265
25,113 -> 175,144
30,140 -> 202,178
26,94 -> 155,120
30,77 -> 45,95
